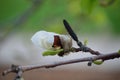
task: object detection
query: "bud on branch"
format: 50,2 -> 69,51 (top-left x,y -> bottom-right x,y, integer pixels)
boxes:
2,19 -> 120,80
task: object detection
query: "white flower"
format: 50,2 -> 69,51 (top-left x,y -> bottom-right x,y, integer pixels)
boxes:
31,30 -> 72,51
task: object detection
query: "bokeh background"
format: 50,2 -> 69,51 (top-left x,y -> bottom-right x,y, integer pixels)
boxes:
0,0 -> 120,80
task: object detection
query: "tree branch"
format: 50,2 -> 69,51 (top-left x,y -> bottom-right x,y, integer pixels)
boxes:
2,51 -> 120,77
23,51 -> 120,71
2,19 -> 120,80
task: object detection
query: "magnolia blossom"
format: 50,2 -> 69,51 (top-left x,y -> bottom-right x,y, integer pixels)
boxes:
31,31 -> 72,51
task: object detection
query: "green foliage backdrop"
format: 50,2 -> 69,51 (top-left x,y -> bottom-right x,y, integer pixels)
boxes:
0,0 -> 120,35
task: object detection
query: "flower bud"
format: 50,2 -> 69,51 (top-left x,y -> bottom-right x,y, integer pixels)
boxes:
31,31 -> 72,51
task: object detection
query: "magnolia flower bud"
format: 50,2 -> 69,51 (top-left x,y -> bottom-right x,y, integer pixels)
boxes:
31,31 -> 72,51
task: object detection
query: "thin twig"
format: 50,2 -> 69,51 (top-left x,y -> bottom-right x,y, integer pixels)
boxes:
2,51 -> 120,76
23,52 -> 120,72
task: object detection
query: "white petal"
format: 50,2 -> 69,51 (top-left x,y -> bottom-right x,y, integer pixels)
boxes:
31,30 -> 59,49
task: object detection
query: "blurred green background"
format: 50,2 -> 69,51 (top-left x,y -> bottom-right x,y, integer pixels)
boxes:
0,0 -> 120,37
0,1 -> 120,80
